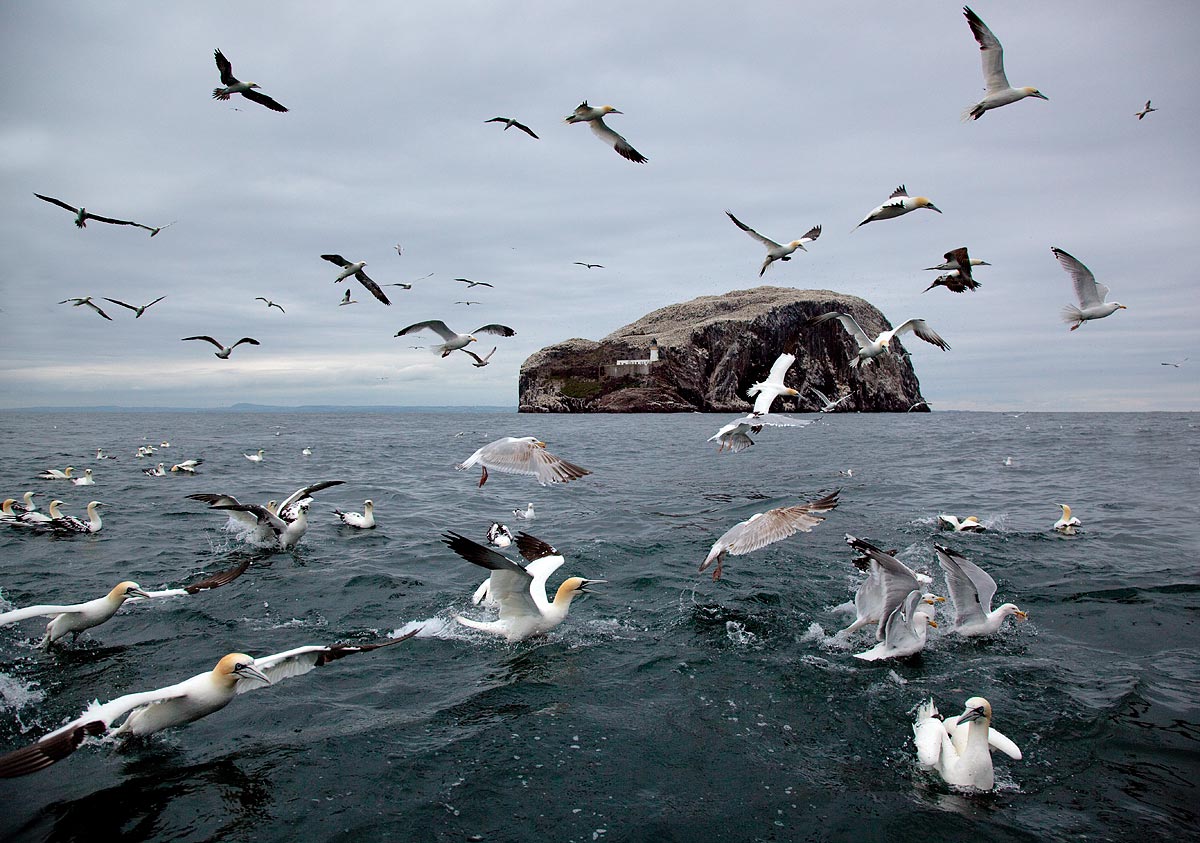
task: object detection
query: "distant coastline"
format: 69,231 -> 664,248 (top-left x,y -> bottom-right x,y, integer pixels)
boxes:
0,403 -> 517,414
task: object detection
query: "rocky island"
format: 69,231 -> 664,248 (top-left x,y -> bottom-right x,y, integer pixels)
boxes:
518,286 -> 931,413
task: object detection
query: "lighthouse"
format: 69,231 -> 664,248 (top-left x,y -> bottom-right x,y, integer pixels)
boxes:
648,338 -> 659,362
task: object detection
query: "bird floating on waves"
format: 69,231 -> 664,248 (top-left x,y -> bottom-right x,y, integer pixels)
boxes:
513,503 -> 535,520
244,449 -> 264,462
333,500 -> 375,529
914,696 -> 1022,790
212,49 -> 288,112
1053,503 -> 1080,534
70,469 -> 95,486
565,101 -> 647,163
961,6 -> 1048,121
937,514 -> 985,533
1052,247 -> 1126,330
700,491 -> 839,580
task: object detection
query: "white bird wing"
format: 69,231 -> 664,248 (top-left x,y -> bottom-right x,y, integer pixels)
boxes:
240,630 -> 419,694
964,6 -> 1010,94
808,386 -> 831,406
746,413 -> 813,429
935,544 -> 997,625
913,712 -> 946,768
879,590 -> 925,650
812,312 -> 873,352
944,717 -> 1023,760
477,439 -> 591,485
1052,247 -> 1106,307
396,320 -> 458,341
764,352 -> 796,385
588,117 -> 648,163
278,480 -> 345,516
707,492 -> 840,563
844,535 -> 920,640
0,603 -> 88,625
443,532 -> 541,620
213,503 -> 287,533
130,561 -> 251,599
892,319 -> 951,351
725,211 -> 781,250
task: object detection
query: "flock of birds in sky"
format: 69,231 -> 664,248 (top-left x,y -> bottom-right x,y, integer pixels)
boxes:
0,5 -> 1169,794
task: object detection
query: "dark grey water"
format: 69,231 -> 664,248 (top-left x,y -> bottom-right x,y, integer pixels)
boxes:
0,411 -> 1196,842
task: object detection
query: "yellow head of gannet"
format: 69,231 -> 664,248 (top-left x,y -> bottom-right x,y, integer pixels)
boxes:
214,653 -> 272,687
913,197 -> 940,212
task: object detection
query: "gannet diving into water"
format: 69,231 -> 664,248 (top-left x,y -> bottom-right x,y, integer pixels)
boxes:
1053,503 -> 1081,534
1052,247 -> 1127,330
961,7 -> 1048,121
854,186 -> 941,229
935,544 -> 1027,635
333,500 -> 375,529
182,335 -> 260,358
725,211 -> 821,277
564,101 -> 648,163
212,49 -> 288,112
0,630 -> 419,778
913,696 -> 1022,790
700,491 -> 839,580
456,437 -> 591,487
394,319 -> 515,357
808,312 -> 950,367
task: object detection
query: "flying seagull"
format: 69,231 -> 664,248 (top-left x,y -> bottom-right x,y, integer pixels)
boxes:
34,193 -> 165,235
456,278 -> 494,289
211,49 -> 288,112
255,297 -> 286,312
1052,247 -> 1126,330
385,272 -> 434,290
574,262 -> 604,269
455,436 -> 591,487
461,346 -> 496,367
454,301 -> 481,306
855,186 -> 941,229
484,116 -> 539,139
320,255 -> 391,305
961,6 -> 1048,121
726,211 -> 821,277
102,296 -> 166,318
707,413 -> 813,454
699,491 -> 839,580
808,312 -> 950,367
394,320 -> 515,357
181,336 -> 260,358
339,289 -> 357,306
59,297 -> 113,321
1135,100 -> 1157,120
809,386 -> 852,413
564,101 -> 648,163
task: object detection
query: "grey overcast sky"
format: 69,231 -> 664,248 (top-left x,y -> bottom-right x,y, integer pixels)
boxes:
1,1 -> 1196,410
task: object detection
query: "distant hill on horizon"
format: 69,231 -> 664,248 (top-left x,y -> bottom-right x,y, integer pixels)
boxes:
2,403 -> 517,414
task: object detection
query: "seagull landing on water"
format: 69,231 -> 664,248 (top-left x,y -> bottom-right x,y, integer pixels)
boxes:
484,116 -> 539,138
182,335 -> 260,358
256,297 -> 286,313
102,296 -> 166,318
808,312 -> 950,368
320,255 -> 391,305
913,696 -> 1023,791
59,297 -> 112,321
1053,247 -> 1126,330
34,193 -> 166,236
961,6 -> 1048,121
725,211 -> 821,277
565,101 -> 648,163
456,437 -> 590,488
394,320 -> 515,357
1135,100 -> 1157,120
854,186 -> 941,229
700,492 -> 839,580
212,49 -> 288,112
839,535 -> 940,639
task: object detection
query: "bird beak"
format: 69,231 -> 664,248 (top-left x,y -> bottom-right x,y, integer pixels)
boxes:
535,440 -> 546,448
578,579 -> 607,593
1117,305 -> 1127,310
927,620 -> 939,628
610,109 -> 623,114
927,204 -> 942,214
1034,92 -> 1049,100
959,706 -> 986,724
127,586 -> 152,599
1014,610 -> 1029,621
236,663 -> 272,685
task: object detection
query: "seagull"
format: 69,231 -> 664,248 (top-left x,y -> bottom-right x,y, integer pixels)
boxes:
333,500 -> 375,529
700,491 -> 839,580
182,336 -> 260,358
1053,503 -> 1081,535
385,272 -> 433,290
808,312 -> 950,367
170,459 -> 203,474
0,562 -> 248,648
1161,357 -> 1188,367
564,101 -> 648,163
211,49 -> 288,112
460,346 -> 496,367
725,211 -> 821,277
339,289 -> 357,306
852,589 -> 938,661
808,386 -> 852,413
394,320 -> 515,357
961,6 -> 1048,121
841,535 -> 939,639
34,193 -> 165,235
937,514 -> 986,533
244,449 -> 265,462
484,116 -> 539,138
854,186 -> 941,229
456,437 -> 590,487
935,544 -> 1027,635
320,255 -> 391,305
707,413 -> 813,454
59,297 -> 113,321
513,503 -> 535,520
574,262 -> 603,269
1053,247 -> 1127,330
48,500 -> 104,534
913,696 -> 1022,791
486,522 -> 514,548
37,467 -> 74,480
256,297 -> 286,312
454,301 -> 481,306
443,532 -> 603,642
70,469 -> 96,486
0,630 -> 419,778
143,462 -> 167,477
1135,100 -> 1157,120
455,278 -> 494,289
101,296 -> 166,318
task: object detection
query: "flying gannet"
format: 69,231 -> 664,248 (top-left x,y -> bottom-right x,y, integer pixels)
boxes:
182,335 -> 260,358
59,297 -> 113,321
102,296 -> 166,318
852,589 -> 938,661
854,186 -> 941,229
565,101 -> 648,163
333,500 -> 375,529
1053,503 -> 1081,534
925,248 -> 992,273
1052,247 -> 1126,330
456,437 -> 590,487
574,262 -> 603,269
320,254 -> 391,305
913,696 -> 1022,790
471,531 -> 561,608
922,247 -> 986,293
725,211 -> 821,277
1135,100 -> 1157,120
484,116 -> 540,138
935,544 -> 1027,635
700,491 -> 839,580
455,278 -> 495,289
34,193 -> 165,235
961,6 -> 1048,121
808,386 -> 852,413
395,320 -> 515,357
212,49 -> 288,112
808,312 -> 950,367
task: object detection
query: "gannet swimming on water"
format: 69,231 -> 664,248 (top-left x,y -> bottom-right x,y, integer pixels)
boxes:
913,696 -> 1022,790
338,289 -> 357,306
1053,503 -> 1081,534
461,346 -> 496,367
143,462 -> 167,477
1052,247 -> 1127,331
841,535 -> 939,638
484,116 -> 539,138
0,630 -> 418,778
34,193 -> 165,236
809,386 -> 852,413
182,335 -> 261,358
0,562 -> 248,647
320,255 -> 391,305
853,589 -> 938,661
102,296 -> 166,318
170,459 -> 203,474
854,186 -> 941,229
707,413 -> 813,454
961,7 -> 1048,121
486,522 -> 514,548
725,211 -> 821,277
394,319 -> 515,357
513,503 -> 535,520
70,469 -> 95,486
935,544 -> 1027,636
256,297 -> 286,312
333,500 -> 375,529
1135,100 -> 1157,120
456,436 -> 590,487
59,297 -> 113,321
49,501 -> 104,534
564,101 -> 648,163
95,449 -> 116,460
808,311 -> 950,367
38,467 -> 74,480
244,449 -> 265,462
937,514 -> 985,533
212,48 -> 288,112
443,532 -> 603,642
17,499 -> 63,526
701,491 -> 839,580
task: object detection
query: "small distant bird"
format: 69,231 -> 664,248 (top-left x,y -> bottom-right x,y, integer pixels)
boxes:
456,437 -> 590,488
386,272 -> 432,290
1002,456 -> 1013,466
484,116 -> 539,138
102,296 -> 166,318
808,312 -> 950,367
573,262 -> 603,269
34,193 -> 165,236
855,186 -> 941,229
95,449 -> 116,460
1135,100 -> 1157,120
462,346 -> 496,367
1053,504 -> 1081,535
256,297 -> 286,312
961,6 -> 1048,121
456,278 -> 494,289
170,459 -> 203,474
454,301 -> 481,306
937,514 -> 985,533
333,499 -> 375,529
913,697 -> 1023,791
809,386 -> 852,413
320,255 -> 391,305
38,467 -> 74,480
486,522 -> 514,547
1053,247 -> 1126,331
922,247 -> 985,293
700,491 -> 839,580
394,244 -> 402,256
211,48 -> 288,112
725,211 -> 821,277
513,503 -> 535,520
564,101 -> 648,163
1161,358 -> 1188,367
339,289 -> 357,306
302,447 -> 313,455
244,449 -> 265,463
59,297 -> 112,321
182,335 -> 260,358
394,320 -> 515,357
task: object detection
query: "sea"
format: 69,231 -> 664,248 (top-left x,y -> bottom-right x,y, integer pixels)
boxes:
0,410 -> 1195,842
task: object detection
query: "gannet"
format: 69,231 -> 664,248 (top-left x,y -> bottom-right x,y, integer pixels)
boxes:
913,696 -> 1022,790
70,469 -> 95,486
808,312 -> 950,367
937,514 -> 985,533
34,193 -> 164,235
214,500 -> 312,550
0,562 -> 248,647
143,462 -> 167,477
461,346 -> 496,367
211,49 -> 288,112
170,459 -> 203,474
182,335 -> 260,358
59,297 -> 113,321
961,7 -> 1048,121
564,101 -> 648,163
471,531 -> 563,608
456,437 -> 590,487
333,500 -> 375,529
486,522 -> 514,548
394,319 -> 515,357
923,270 -> 982,294
443,532 -> 603,642
49,501 -> 104,534
320,255 -> 391,305
95,449 -> 116,460
925,248 -> 991,273
385,272 -> 433,290
339,289 -> 357,306
574,262 -> 603,269
853,589 -> 938,661
244,449 -> 265,462
484,116 -> 539,138
1135,100 -> 1157,120
0,630 -> 418,778
854,186 -> 941,229
841,535 -> 939,638
454,301 -> 481,306
1052,247 -> 1127,330
0,499 -> 17,521
15,492 -> 38,513
707,413 -> 813,454
17,499 -> 63,526
1161,357 -> 1188,367
102,296 -> 166,318
700,491 -> 839,580
808,386 -> 852,413
513,503 -> 535,520
1053,503 -> 1081,534
1002,456 -> 1013,466
159,441 -> 171,448
256,297 -> 286,312
38,467 -> 74,480
725,211 -> 821,277
747,352 -> 801,414
935,544 -> 1027,635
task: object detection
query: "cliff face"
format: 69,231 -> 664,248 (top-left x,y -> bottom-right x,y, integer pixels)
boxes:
518,286 -> 930,413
